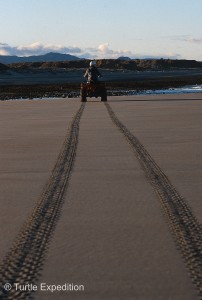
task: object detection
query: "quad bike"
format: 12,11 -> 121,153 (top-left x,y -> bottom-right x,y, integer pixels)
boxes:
80,81 -> 107,102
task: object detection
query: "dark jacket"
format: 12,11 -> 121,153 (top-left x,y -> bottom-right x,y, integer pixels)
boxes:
84,66 -> 102,82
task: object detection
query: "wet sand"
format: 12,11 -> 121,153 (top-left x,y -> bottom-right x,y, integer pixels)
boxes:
0,94 -> 201,299
0,99 -> 81,257
1,69 -> 202,86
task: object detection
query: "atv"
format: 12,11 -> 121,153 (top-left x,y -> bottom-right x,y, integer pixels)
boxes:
80,81 -> 107,102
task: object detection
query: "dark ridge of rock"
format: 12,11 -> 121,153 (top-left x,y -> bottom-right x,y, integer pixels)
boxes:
0,62 -> 9,71
6,58 -> 202,72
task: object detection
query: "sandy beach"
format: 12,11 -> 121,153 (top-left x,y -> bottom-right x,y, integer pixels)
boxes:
0,93 -> 202,299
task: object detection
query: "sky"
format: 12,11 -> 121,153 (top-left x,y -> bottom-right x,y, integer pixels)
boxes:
0,0 -> 202,60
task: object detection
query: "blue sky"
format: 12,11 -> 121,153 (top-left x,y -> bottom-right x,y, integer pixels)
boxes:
0,0 -> 202,60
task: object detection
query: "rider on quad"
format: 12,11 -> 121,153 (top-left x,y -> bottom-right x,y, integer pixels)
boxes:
84,61 -> 102,83
80,60 -> 107,102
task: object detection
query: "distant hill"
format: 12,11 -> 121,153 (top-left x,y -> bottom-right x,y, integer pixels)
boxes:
0,52 -> 81,64
117,56 -> 131,60
1,55 -> 202,72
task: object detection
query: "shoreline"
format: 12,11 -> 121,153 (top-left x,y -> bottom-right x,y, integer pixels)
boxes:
1,84 -> 202,101
1,69 -> 202,100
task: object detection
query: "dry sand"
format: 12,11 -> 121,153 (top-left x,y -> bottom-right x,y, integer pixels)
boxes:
0,94 -> 201,299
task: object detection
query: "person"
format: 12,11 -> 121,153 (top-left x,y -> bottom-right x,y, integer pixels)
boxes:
84,61 -> 102,83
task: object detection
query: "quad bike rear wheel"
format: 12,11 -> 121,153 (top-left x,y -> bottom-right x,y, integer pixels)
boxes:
80,81 -> 107,102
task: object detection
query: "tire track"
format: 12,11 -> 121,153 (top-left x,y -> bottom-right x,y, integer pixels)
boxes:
104,102 -> 202,299
0,102 -> 85,300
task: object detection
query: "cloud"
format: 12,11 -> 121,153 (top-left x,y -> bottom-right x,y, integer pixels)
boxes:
162,35 -> 189,40
0,42 -> 83,57
135,53 -> 182,59
85,43 -> 133,58
0,48 -> 10,56
99,43 -> 133,58
0,41 -> 182,59
183,37 -> 202,44
166,35 -> 202,44
0,41 -> 133,59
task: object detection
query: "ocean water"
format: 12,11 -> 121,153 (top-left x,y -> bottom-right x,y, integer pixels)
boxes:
144,85 -> 202,95
109,85 -> 202,96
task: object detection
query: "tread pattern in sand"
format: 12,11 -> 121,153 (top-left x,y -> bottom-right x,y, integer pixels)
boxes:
0,103 -> 85,300
104,102 -> 202,299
